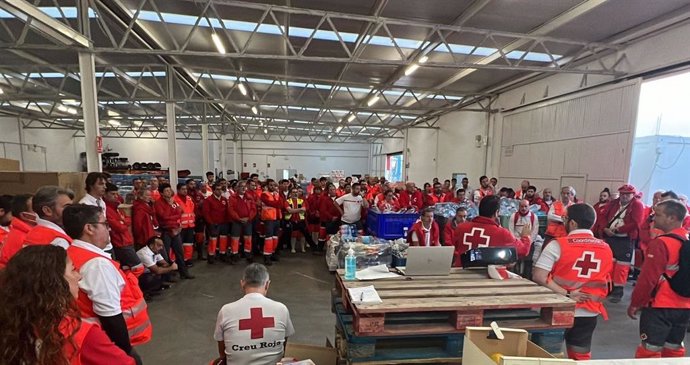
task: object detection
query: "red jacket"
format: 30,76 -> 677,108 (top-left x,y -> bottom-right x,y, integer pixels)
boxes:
202,195 -> 229,225
424,193 -> 449,207
527,196 -> 549,213
407,220 -> 440,246
154,198 -> 182,231
594,197 -> 644,240
228,193 -> 256,222
443,218 -> 461,247
0,218 -> 32,268
306,194 -> 321,221
398,190 -> 424,211
452,216 -> 531,267
105,201 -> 133,248
189,188 -> 205,217
132,200 -> 159,245
319,194 -> 342,223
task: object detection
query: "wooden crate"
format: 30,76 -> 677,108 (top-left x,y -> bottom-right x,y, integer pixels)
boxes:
335,268 -> 575,337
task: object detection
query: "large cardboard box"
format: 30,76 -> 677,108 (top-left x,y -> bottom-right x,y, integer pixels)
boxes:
0,172 -> 87,202
0,158 -> 20,171
284,343 -> 337,365
463,326 -> 574,365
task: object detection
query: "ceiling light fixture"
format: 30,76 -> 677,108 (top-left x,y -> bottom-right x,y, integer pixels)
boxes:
57,104 -> 68,112
251,106 -> 258,115
0,87 -> 4,94
211,32 -> 226,54
347,114 -> 356,122
108,119 -> 121,127
263,128 -> 268,134
336,126 -> 343,133
107,110 -> 120,117
133,120 -> 143,126
419,55 -> 429,64
327,134 -> 332,139
404,55 -> 429,76
238,82 -> 247,96
67,107 -> 78,115
366,94 -> 380,107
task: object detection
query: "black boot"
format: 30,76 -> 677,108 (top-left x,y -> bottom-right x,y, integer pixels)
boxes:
180,270 -> 195,279
231,254 -> 239,264
219,253 -> 228,263
608,286 -> 624,303
207,255 -> 216,264
246,253 -> 253,263
263,255 -> 273,266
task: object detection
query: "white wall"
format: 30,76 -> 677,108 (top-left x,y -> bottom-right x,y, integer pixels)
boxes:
218,140 -> 371,180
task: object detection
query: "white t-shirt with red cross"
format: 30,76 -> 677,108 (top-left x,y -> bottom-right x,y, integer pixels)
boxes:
214,292 -> 295,364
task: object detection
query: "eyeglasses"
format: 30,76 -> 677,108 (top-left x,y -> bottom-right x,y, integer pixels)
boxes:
89,222 -> 110,228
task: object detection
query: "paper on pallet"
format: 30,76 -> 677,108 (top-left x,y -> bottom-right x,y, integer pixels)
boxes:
463,326 -> 575,365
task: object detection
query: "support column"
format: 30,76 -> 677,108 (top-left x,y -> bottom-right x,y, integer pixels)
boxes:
78,51 -> 101,172
166,66 -> 177,189
201,123 -> 209,174
232,140 -> 238,179
220,134 -> 227,179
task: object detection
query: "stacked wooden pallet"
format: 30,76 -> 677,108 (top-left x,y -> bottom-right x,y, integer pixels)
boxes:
333,268 -> 575,364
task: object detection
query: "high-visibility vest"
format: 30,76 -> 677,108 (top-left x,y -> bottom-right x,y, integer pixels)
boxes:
67,245 -> 152,346
261,192 -> 280,221
650,230 -> 690,309
549,232 -> 613,319
284,198 -> 305,221
60,317 -> 94,365
23,225 -> 73,247
545,201 -> 568,238
174,194 -> 195,228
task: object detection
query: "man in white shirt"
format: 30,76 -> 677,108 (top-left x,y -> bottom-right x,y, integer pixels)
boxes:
336,183 -> 369,232
63,204 -> 150,364
509,200 -> 540,241
23,186 -> 74,249
136,236 -> 178,297
79,172 -> 108,215
214,264 -> 295,365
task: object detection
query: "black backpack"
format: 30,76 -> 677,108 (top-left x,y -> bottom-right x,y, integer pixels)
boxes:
661,233 -> 690,298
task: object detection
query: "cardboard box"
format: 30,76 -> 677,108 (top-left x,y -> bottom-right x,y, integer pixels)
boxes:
463,326 -> 574,365
284,343 -> 337,365
0,158 -> 20,171
0,172 -> 87,202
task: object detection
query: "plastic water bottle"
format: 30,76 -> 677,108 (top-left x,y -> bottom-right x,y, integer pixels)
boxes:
345,248 -> 356,280
403,226 -> 409,240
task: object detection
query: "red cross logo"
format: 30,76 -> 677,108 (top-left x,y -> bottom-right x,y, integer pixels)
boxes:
238,307 -> 275,339
463,227 -> 490,251
572,251 -> 601,278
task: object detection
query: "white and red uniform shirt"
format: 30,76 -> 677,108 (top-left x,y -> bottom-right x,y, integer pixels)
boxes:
214,292 -> 295,365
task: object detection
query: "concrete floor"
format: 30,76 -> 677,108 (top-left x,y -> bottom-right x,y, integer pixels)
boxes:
137,255 -> 688,363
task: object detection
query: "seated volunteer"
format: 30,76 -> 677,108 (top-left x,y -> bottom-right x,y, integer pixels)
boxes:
452,195 -> 532,267
408,207 -> 440,246
533,204 -> 613,360
23,186 -> 74,248
0,245 -> 135,365
136,236 -> 178,298
213,264 -> 295,365
63,204 -> 150,364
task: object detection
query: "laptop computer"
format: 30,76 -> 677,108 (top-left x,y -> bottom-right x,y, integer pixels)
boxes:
396,246 -> 454,276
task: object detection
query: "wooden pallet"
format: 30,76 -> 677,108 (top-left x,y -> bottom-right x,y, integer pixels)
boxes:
335,268 -> 575,337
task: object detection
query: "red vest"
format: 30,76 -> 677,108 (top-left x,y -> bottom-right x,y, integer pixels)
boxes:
60,317 -> 94,365
174,195 -> 195,228
408,221 -> 440,246
67,245 -> 152,346
261,191 -> 281,221
545,201 -> 568,238
549,232 -> 613,319
651,230 -> 690,309
24,225 -> 73,247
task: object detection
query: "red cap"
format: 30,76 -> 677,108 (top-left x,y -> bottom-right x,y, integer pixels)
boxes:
618,184 -> 636,194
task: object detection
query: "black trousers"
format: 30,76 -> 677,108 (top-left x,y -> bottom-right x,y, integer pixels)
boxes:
161,231 -> 187,274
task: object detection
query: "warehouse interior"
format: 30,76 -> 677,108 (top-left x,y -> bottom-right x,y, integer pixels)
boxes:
2,0 -> 690,364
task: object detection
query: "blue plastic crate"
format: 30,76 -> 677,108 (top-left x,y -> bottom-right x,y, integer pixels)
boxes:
366,209 -> 419,240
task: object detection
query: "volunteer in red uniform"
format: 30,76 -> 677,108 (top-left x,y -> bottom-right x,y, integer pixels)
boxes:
283,187 -> 317,253
186,179 -> 207,260
261,179 -> 284,265
408,207 -> 440,247
628,199 -> 690,358
0,194 -> 35,268
318,183 -> 343,254
336,179 -> 347,197
154,183 -> 194,279
131,189 -> 159,247
425,182 -> 449,208
514,180 -> 530,200
104,183 -> 142,273
595,184 -> 644,303
443,207 -> 468,251
533,203 -> 613,361
0,245 -> 135,365
203,182 -> 230,264
472,176 -> 494,205
524,186 -> 548,212
377,190 -> 401,212
452,195 -> 532,267
0,195 -> 12,245
24,186 -> 74,249
398,182 -> 424,212
306,186 -> 322,247
228,180 -> 256,263
63,204 -> 149,363
544,186 -> 576,245
593,188 -> 612,221
174,183 -> 196,266
148,179 -> 161,202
